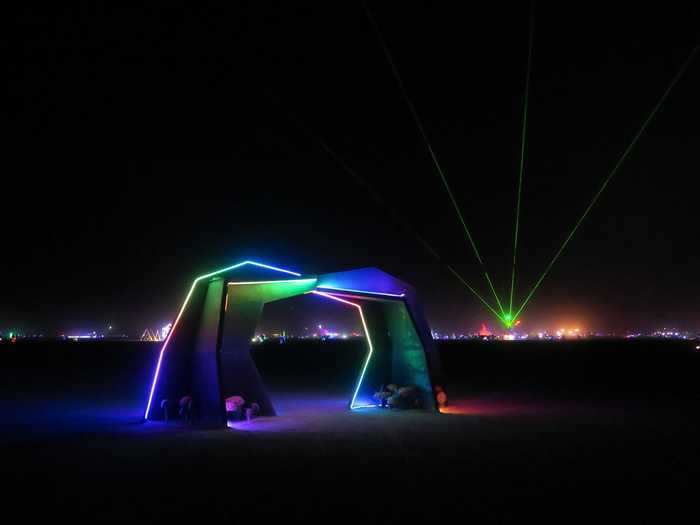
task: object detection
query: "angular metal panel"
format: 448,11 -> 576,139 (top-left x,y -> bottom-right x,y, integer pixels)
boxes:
191,278 -> 226,427
219,279 -> 317,417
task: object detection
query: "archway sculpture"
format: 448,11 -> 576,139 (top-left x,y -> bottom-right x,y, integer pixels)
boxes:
144,260 -> 444,427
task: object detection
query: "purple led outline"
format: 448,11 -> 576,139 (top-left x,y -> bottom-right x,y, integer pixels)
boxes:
227,278 -> 317,286
311,291 -> 377,409
144,260 -> 301,420
316,285 -> 406,298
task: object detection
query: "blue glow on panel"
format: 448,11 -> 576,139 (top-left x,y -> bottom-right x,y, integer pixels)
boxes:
144,259 -> 301,420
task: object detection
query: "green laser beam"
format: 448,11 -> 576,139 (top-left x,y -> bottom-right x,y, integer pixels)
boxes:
513,43 -> 700,322
364,4 -> 506,316
321,151 -> 500,317
482,270 -> 506,317
323,143 -> 503,322
509,2 -> 535,317
446,265 -> 502,320
269,92 -> 501,318
326,151 -> 502,318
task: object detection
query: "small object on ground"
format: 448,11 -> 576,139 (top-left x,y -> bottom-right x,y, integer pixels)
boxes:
398,385 -> 416,397
225,395 -> 245,412
373,388 -> 392,407
436,391 -> 448,408
398,385 -> 420,408
434,385 -> 448,408
225,395 -> 246,421
179,395 -> 193,423
245,407 -> 254,421
374,384 -> 423,409
387,394 -> 400,408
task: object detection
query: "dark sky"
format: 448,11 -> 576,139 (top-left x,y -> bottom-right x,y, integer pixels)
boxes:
4,2 -> 700,335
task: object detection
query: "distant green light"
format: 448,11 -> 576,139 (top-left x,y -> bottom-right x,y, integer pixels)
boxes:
499,313 -> 516,330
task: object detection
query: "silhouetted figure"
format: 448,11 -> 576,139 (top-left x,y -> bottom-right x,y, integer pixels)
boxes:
179,395 -> 193,423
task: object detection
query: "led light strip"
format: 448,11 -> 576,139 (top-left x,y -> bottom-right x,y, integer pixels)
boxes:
228,279 -> 316,286
316,285 -> 405,298
311,291 -> 376,409
144,260 -> 301,420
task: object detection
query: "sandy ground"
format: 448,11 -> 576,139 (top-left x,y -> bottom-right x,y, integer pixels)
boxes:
2,339 -> 700,522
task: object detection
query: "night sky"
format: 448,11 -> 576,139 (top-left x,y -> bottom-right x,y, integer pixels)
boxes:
4,3 -> 700,335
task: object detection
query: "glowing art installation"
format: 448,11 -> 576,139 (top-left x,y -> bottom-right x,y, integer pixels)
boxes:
144,260 -> 443,426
